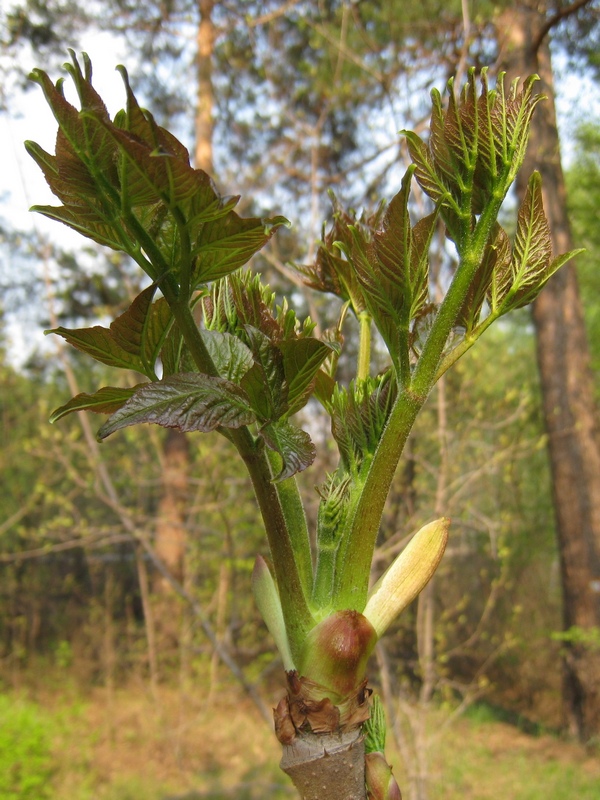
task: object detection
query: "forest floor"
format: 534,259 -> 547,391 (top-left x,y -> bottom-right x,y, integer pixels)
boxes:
2,674 -> 600,800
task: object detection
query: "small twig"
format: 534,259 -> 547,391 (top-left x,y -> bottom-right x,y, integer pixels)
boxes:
531,0 -> 594,54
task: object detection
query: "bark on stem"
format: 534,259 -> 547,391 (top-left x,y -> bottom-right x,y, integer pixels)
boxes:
280,729 -> 366,800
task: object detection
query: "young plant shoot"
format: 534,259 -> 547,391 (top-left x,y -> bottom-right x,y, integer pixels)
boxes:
27,52 -> 580,800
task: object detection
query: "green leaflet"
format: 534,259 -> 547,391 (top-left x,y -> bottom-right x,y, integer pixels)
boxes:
97,373 -> 257,439
348,169 -> 436,380
278,337 -> 332,417
199,329 -> 254,383
47,285 -> 172,379
488,172 -> 584,315
49,385 -> 142,423
241,326 -> 288,421
455,223 -> 511,334
260,420 -> 316,481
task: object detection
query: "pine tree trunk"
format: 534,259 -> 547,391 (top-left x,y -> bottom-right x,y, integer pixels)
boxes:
154,428 -> 190,592
496,3 -> 600,741
196,0 -> 215,174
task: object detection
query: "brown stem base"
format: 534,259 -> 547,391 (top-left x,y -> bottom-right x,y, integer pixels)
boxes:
280,729 -> 366,800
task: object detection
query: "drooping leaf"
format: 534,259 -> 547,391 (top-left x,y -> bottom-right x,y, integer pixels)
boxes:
260,420 -> 316,481
27,202 -> 125,250
191,214 -> 289,286
97,373 -> 257,439
49,324 -> 147,373
49,385 -> 142,423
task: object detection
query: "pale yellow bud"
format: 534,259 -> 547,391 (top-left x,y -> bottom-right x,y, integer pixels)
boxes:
363,518 -> 450,638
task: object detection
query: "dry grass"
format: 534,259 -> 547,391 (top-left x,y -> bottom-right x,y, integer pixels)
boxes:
7,676 -> 600,800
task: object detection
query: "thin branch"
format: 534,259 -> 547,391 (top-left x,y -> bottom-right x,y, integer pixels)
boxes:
454,0 -> 472,88
531,0 -> 594,53
0,533 -> 133,563
245,0 -> 304,28
0,496 -> 40,537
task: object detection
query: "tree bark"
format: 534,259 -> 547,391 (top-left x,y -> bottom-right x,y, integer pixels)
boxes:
496,2 -> 600,741
280,729 -> 366,800
196,0 -> 215,174
154,428 -> 190,592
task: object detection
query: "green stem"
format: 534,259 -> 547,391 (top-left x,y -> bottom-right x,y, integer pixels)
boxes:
433,309 -> 501,382
312,542 -> 337,611
266,450 -> 313,599
333,196 -> 505,610
167,299 -> 315,654
357,311 -> 372,381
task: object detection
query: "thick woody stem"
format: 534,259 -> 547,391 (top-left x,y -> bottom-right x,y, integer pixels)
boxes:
280,729 -> 367,800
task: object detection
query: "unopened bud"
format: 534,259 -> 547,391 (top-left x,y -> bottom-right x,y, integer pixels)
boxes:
365,752 -> 402,800
364,518 -> 449,638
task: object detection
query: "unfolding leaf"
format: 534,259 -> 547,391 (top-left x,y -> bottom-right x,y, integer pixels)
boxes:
513,171 -> 552,277
403,71 -> 544,244
329,374 -> 396,474
191,214 -> 289,285
27,53 -> 288,290
278,337 -> 333,416
27,203 -> 125,250
49,385 -> 142,423
97,373 -> 256,439
240,326 -> 288,421
260,420 -> 316,481
199,329 -> 254,383
402,130 -> 447,207
343,171 -> 435,374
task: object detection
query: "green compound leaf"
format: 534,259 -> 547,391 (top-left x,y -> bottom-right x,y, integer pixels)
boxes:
402,70 -> 544,244
97,373 -> 256,439
27,53 -> 288,288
